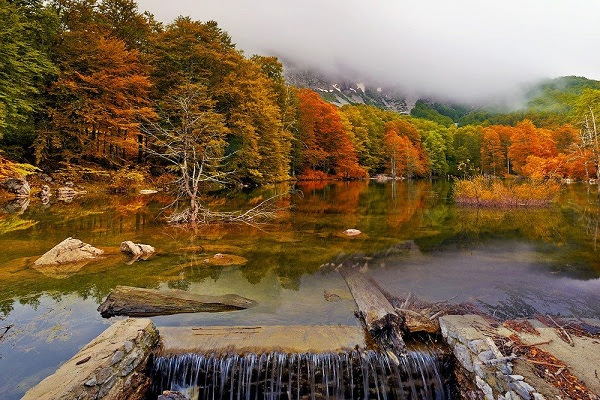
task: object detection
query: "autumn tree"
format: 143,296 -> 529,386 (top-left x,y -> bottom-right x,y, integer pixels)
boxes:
37,35 -> 155,163
96,0 -> 158,51
32,0 -> 155,165
383,122 -> 426,178
481,128 -> 505,176
217,58 -> 291,183
297,89 -> 365,179
508,120 -> 557,175
151,18 -> 291,184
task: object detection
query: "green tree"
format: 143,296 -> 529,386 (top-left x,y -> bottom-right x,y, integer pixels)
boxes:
423,131 -> 448,177
0,0 -> 56,155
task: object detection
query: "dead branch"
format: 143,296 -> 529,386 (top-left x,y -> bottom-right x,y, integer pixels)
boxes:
546,314 -> 575,347
400,292 -> 413,309
0,325 -> 13,341
168,192 -> 289,226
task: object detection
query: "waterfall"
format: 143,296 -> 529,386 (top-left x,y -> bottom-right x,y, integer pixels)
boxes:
149,349 -> 452,400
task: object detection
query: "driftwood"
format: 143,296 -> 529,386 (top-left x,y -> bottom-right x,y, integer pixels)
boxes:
339,266 -> 406,353
98,285 -> 257,318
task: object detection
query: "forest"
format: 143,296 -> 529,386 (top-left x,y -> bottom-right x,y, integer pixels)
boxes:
1,0 -> 600,186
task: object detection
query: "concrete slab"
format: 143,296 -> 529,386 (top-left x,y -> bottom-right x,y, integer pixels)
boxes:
157,325 -> 367,354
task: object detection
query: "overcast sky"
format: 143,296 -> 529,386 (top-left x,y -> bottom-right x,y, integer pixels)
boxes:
137,0 -> 600,103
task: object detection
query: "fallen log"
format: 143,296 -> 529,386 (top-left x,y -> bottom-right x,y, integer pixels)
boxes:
339,265 -> 406,352
98,285 -> 257,318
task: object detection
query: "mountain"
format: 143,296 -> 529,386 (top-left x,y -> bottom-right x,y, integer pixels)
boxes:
282,61 -> 600,127
282,63 -> 409,114
525,76 -> 600,114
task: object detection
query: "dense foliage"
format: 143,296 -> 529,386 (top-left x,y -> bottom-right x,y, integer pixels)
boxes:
1,0 -> 600,184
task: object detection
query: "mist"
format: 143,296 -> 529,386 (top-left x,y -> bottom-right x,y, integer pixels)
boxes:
136,0 -> 600,104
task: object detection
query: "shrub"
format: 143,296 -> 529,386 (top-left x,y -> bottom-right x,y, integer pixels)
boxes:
298,168 -> 330,181
109,169 -> 146,193
453,176 -> 559,207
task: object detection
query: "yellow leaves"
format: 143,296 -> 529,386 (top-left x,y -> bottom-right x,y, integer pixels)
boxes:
0,154 -> 39,180
454,176 -> 559,207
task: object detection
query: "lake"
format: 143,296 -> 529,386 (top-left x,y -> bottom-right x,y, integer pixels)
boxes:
0,180 -> 599,399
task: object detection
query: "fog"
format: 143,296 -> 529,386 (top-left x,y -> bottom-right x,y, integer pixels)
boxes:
136,0 -> 600,104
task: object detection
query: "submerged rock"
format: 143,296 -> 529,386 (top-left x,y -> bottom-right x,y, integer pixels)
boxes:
139,189 -> 158,195
33,260 -> 91,279
2,197 -> 30,213
158,391 -> 188,400
324,290 -> 342,302
39,184 -> 52,198
3,178 -> 30,197
56,182 -> 87,202
34,237 -> 104,266
120,241 -> 155,258
203,253 -> 248,266
98,285 -> 257,318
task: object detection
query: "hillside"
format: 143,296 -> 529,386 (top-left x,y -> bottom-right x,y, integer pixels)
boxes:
409,76 -> 600,127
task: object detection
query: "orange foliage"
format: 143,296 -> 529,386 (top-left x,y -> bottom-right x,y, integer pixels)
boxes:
42,25 -> 155,163
508,120 -> 557,174
481,128 -> 506,176
383,124 -> 427,178
298,168 -> 329,181
454,176 -> 559,207
297,89 -> 366,180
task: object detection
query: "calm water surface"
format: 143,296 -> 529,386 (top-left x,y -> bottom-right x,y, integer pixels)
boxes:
0,181 -> 599,399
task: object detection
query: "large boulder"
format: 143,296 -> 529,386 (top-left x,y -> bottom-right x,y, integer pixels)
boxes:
34,237 -> 104,266
2,197 -> 30,213
56,182 -> 87,202
3,178 -> 30,197
120,241 -> 155,258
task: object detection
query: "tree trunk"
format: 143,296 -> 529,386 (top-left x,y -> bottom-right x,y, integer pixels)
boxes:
97,286 -> 257,317
137,134 -> 144,164
339,262 -> 406,353
190,195 -> 199,224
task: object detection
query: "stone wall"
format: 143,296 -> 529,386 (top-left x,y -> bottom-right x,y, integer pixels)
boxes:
440,315 -> 547,400
23,318 -> 158,400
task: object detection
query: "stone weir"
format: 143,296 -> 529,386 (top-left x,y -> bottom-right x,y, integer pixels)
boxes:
23,320 -> 454,400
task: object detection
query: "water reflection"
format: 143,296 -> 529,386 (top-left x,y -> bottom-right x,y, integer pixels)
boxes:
0,181 -> 599,399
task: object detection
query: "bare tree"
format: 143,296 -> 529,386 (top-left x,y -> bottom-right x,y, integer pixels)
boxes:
143,83 -> 287,225
581,108 -> 600,184
575,90 -> 600,193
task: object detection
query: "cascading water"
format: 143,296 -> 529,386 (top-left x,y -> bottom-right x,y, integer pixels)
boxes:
149,349 -> 453,400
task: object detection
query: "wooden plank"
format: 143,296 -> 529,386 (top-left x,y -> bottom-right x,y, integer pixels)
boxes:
97,286 -> 257,317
